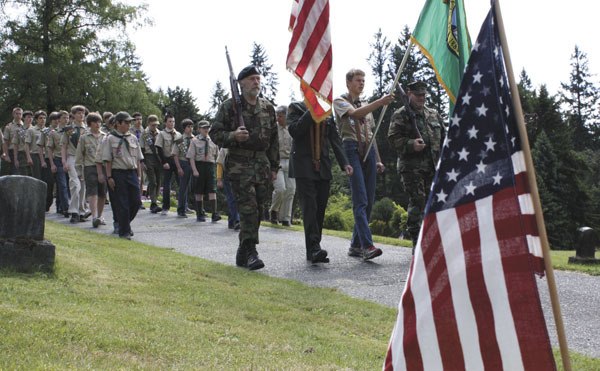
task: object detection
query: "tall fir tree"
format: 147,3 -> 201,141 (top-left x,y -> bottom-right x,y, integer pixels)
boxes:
208,81 -> 230,119
560,45 -> 600,150
160,86 -> 201,131
249,42 -> 278,104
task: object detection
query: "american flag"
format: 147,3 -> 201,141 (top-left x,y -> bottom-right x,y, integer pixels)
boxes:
287,0 -> 332,122
385,7 -> 555,371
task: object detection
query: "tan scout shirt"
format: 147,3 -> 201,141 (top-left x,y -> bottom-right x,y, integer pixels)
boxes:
155,129 -> 180,159
37,127 -> 53,158
25,126 -> 43,155
3,121 -> 22,150
11,124 -> 28,152
277,124 -> 293,159
101,132 -> 143,170
333,95 -> 375,142
76,132 -> 106,168
140,127 -> 160,155
46,128 -> 63,159
172,133 -> 193,161
61,125 -> 87,156
186,134 -> 218,163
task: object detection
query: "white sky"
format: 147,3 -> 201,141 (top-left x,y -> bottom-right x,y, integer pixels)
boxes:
127,0 -> 598,114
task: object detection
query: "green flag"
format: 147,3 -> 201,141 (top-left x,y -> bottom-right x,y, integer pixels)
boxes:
411,0 -> 471,103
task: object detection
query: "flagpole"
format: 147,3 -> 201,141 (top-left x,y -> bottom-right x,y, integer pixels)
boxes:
494,1 -> 571,370
363,41 -> 414,163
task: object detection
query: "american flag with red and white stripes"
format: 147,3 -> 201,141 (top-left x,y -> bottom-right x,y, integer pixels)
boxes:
287,0 -> 332,122
385,7 -> 555,371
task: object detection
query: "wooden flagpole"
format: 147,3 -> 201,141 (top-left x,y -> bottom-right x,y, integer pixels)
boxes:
363,41 -> 414,163
494,1 -> 571,369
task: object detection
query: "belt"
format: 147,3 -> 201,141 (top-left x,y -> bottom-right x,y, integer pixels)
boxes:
228,148 -> 266,158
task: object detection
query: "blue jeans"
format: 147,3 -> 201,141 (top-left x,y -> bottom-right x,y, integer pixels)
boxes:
343,140 -> 377,248
176,159 -> 192,215
223,178 -> 239,226
53,157 -> 70,213
162,157 -> 180,210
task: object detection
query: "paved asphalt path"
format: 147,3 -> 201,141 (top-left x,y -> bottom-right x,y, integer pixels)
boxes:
47,209 -> 600,359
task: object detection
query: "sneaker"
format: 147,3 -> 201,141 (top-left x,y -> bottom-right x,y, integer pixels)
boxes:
363,246 -> 383,261
160,209 -> 168,216
281,221 -> 290,227
211,212 -> 221,222
99,217 -> 106,225
347,246 -> 362,257
69,214 -> 79,224
234,221 -> 241,231
177,213 -> 188,218
185,207 -> 195,214
196,215 -> 206,222
78,215 -> 87,222
83,211 -> 92,219
150,203 -> 161,214
92,218 -> 101,228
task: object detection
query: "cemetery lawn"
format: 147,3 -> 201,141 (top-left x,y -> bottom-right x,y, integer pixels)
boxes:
271,224 -> 600,276
0,222 -> 597,370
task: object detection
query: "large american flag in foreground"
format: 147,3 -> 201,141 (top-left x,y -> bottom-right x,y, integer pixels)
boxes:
385,6 -> 555,371
287,0 -> 332,122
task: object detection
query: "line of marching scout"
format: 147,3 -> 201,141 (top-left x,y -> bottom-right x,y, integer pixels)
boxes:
0,65 -> 445,271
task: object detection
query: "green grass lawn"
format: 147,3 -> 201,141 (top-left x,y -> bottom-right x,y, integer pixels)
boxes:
0,222 -> 598,369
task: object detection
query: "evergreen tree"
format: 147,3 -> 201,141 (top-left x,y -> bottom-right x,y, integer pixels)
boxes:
0,0 -> 149,119
249,42 -> 278,104
160,86 -> 201,131
368,28 -> 391,98
560,45 -> 600,150
208,81 -> 230,119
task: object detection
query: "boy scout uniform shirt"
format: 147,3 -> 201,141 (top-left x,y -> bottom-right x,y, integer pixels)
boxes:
155,129 -> 180,159
172,133 -> 193,160
46,128 -> 63,159
25,126 -> 43,154
3,121 -> 21,150
333,95 -> 375,142
101,132 -> 143,170
11,124 -> 28,152
76,132 -> 106,168
36,127 -> 53,158
61,124 -> 87,156
140,127 -> 160,155
186,134 -> 217,163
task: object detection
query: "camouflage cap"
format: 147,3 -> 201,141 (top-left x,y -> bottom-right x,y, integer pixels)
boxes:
237,65 -> 260,81
407,81 -> 427,94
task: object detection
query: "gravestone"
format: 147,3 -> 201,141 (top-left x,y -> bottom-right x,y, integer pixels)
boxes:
568,226 -> 600,265
0,176 -> 55,272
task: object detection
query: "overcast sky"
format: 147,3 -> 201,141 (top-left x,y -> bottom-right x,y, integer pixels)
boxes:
127,0 -> 598,113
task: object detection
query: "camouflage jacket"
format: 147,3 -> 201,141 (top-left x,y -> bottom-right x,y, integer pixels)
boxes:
210,97 -> 279,174
388,105 -> 445,173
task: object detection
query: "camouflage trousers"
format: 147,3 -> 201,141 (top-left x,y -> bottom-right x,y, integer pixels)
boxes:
401,170 -> 434,245
230,177 -> 269,249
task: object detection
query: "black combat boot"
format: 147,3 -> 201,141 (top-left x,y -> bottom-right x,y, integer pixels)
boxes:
307,245 -> 329,263
246,245 -> 265,271
211,200 -> 221,222
236,244 -> 247,267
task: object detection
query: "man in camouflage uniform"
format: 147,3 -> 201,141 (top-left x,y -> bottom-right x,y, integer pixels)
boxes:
210,65 -> 279,271
388,81 -> 446,249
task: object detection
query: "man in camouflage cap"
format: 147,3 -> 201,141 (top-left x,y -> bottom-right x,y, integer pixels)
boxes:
210,65 -> 279,271
388,81 -> 446,250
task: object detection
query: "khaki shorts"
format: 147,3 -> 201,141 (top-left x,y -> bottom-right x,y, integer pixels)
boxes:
84,165 -> 106,197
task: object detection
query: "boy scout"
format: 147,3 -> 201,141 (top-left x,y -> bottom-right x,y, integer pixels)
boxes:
173,119 -> 194,218
102,112 -> 144,240
62,105 -> 90,223
76,113 -> 107,228
37,112 -> 58,212
25,110 -> 47,180
47,111 -> 70,216
1,107 -> 23,176
12,110 -> 33,176
187,120 -> 220,222
154,113 -> 181,215
139,115 -> 162,213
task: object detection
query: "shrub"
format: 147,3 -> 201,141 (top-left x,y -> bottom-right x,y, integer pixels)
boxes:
323,193 -> 354,231
369,197 -> 407,238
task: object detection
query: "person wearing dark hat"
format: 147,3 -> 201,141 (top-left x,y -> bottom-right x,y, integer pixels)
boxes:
288,101 -> 353,264
333,68 -> 394,261
210,65 -> 279,271
173,118 -> 195,218
155,113 -> 181,215
188,120 -> 220,222
388,80 -> 446,250
101,111 -> 144,240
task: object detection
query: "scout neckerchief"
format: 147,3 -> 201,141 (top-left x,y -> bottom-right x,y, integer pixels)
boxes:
111,130 -> 130,151
70,125 -> 84,148
342,93 -> 370,163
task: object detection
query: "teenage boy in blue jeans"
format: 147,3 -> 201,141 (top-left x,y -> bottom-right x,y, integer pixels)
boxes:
333,68 -> 394,260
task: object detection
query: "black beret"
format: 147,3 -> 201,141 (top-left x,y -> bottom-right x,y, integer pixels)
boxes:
237,65 -> 260,81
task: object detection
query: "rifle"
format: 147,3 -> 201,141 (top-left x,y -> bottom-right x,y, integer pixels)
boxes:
225,46 -> 245,129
